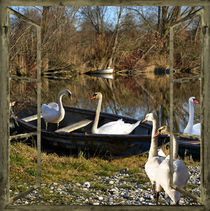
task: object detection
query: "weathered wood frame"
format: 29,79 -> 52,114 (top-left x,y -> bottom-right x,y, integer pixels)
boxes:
0,1 -> 209,211
0,2 -> 42,209
8,6 -> 42,187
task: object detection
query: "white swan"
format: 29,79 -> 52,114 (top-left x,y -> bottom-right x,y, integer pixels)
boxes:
142,113 -> 166,203
183,97 -> 200,136
154,126 -> 189,205
90,92 -> 140,134
41,89 -> 72,130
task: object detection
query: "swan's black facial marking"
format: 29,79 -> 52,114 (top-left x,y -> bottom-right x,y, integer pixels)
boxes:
91,93 -> 98,100
66,90 -> 72,99
157,126 -> 168,135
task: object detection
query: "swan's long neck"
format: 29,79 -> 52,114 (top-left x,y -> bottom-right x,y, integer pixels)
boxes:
185,100 -> 194,133
57,91 -> 65,113
148,119 -> 158,159
172,134 -> 178,159
92,95 -> 102,134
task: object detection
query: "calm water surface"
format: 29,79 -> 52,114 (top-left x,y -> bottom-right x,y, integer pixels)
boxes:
11,72 -> 200,133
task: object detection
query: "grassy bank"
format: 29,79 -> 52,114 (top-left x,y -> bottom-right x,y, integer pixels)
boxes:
10,141 -> 199,205
10,142 -> 148,195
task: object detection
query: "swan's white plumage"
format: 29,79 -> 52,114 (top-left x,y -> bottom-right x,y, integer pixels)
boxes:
145,156 -> 165,184
41,103 -> 64,123
96,119 -> 140,135
183,96 -> 200,136
41,89 -> 71,129
91,92 -> 140,134
142,113 -> 166,203
156,156 -> 189,204
155,126 -> 189,205
158,148 -> 166,157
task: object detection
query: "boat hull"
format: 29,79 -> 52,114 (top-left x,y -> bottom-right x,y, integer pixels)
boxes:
16,105 -> 168,158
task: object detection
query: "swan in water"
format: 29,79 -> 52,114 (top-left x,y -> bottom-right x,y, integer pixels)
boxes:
154,126 -> 189,205
41,89 -> 72,130
183,97 -> 200,136
142,113 -> 166,203
90,92 -> 140,134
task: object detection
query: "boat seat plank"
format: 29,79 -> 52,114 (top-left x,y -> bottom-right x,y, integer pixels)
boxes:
55,119 -> 92,133
22,114 -> 42,122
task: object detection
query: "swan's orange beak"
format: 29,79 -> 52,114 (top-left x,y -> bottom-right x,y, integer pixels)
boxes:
91,96 -> 96,100
153,132 -> 159,138
193,99 -> 199,104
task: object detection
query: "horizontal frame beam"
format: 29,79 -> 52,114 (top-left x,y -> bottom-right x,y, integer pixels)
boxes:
5,205 -> 205,211
8,0 -> 210,6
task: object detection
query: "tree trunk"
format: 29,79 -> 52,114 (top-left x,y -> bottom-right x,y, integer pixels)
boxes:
107,7 -> 123,69
41,6 -> 50,72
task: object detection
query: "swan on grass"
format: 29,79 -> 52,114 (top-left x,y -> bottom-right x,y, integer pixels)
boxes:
41,89 -> 72,130
183,97 -> 200,136
90,92 -> 140,134
154,126 -> 189,205
142,113 -> 166,203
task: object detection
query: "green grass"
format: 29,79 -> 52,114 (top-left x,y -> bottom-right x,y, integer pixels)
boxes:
10,142 -> 148,187
10,142 -> 198,205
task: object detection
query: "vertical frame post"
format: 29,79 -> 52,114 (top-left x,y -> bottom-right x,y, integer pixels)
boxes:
0,0 -> 10,209
36,26 -> 42,186
169,27 -> 174,187
201,5 -> 210,208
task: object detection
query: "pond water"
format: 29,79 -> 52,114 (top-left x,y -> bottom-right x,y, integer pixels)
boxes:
11,72 -> 201,134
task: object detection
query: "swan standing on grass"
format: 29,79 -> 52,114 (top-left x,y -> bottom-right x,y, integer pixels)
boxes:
142,113 -> 166,203
154,126 -> 189,205
41,89 -> 72,130
90,92 -> 140,134
183,97 -> 200,136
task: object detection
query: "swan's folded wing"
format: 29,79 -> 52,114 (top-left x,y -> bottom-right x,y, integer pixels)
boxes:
193,123 -> 200,135
97,119 -> 140,134
97,119 -> 124,134
47,102 -> 59,110
173,160 -> 189,187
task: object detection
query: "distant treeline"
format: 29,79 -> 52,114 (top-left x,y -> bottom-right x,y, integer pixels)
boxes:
9,6 -> 201,76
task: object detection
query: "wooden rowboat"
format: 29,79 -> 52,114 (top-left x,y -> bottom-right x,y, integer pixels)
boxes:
15,105 -> 169,158
15,105 -> 200,160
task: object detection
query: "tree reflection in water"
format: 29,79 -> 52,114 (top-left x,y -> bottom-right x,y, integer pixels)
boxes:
10,72 -> 200,134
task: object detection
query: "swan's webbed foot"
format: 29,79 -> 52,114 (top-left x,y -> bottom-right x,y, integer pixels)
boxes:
152,184 -> 156,199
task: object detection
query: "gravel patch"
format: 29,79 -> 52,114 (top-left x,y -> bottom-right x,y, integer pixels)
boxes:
11,165 -> 200,206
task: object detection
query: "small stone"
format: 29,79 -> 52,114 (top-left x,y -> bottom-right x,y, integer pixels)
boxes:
109,180 -> 114,185
98,196 -> 103,201
83,182 -> 90,188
